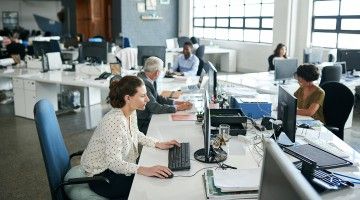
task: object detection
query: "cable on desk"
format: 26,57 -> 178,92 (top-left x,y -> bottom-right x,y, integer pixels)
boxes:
174,166 -> 217,178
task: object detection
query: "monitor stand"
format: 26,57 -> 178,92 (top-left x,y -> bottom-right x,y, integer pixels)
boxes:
276,132 -> 294,147
273,80 -> 287,86
194,145 -> 227,163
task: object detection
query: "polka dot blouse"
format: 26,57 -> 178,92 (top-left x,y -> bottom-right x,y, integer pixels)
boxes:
81,108 -> 159,176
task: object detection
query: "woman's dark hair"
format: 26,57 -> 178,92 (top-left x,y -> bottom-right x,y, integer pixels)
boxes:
107,76 -> 144,108
295,64 -> 320,82
273,43 -> 287,58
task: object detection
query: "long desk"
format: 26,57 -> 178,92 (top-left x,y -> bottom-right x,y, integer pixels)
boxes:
129,109 -> 360,199
166,46 -> 237,72
218,71 -> 360,128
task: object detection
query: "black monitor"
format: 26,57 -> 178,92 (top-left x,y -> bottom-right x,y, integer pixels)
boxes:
259,139 -> 321,200
207,61 -> 217,100
137,46 -> 166,67
337,49 -> 360,72
33,40 -> 60,58
274,58 -> 298,83
277,86 -> 297,146
194,90 -> 226,163
79,42 -> 108,64
303,48 -> 323,64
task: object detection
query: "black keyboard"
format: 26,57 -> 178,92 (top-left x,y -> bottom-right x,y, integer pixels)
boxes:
294,162 -> 352,190
168,142 -> 190,171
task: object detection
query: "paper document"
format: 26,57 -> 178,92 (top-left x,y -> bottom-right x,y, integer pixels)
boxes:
213,168 -> 261,192
171,114 -> 196,121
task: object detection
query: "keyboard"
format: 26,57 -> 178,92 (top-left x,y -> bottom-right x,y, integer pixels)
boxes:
302,137 -> 349,158
168,142 -> 190,171
294,162 -> 352,190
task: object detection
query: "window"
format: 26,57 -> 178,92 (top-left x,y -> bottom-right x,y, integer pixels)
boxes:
312,0 -> 360,49
193,0 -> 274,43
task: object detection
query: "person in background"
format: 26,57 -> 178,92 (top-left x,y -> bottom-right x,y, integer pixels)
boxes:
81,76 -> 180,199
268,43 -> 287,71
137,56 -> 192,134
171,41 -> 199,76
293,64 -> 325,123
190,36 -> 199,50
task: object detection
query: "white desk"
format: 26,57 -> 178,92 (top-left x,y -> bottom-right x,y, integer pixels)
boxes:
218,72 -> 360,128
166,46 -> 237,72
128,111 -> 360,200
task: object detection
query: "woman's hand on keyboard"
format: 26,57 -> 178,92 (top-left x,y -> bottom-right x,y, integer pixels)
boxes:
137,165 -> 173,178
155,140 -> 180,150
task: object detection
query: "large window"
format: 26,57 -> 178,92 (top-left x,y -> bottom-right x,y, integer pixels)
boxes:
312,0 -> 360,49
192,0 -> 274,43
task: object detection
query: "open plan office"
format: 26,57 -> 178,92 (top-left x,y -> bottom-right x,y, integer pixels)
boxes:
1,0 -> 360,199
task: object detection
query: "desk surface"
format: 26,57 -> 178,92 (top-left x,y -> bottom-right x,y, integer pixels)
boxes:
129,110 -> 360,199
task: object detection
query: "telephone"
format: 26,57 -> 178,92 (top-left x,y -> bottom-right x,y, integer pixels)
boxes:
95,72 -> 112,80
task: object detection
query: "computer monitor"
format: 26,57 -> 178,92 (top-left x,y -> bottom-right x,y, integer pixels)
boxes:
32,40 -> 60,58
337,49 -> 360,72
303,48 -> 323,64
79,42 -> 108,64
194,90 -> 227,163
137,46 -> 166,67
259,139 -> 321,200
207,61 -> 217,100
274,58 -> 298,83
277,86 -> 297,145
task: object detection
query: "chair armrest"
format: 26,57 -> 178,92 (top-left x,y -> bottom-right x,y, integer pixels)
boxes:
324,125 -> 339,133
62,176 -> 109,186
69,150 -> 84,160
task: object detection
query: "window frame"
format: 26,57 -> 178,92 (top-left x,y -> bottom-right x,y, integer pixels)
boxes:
311,0 -> 360,48
192,1 -> 274,43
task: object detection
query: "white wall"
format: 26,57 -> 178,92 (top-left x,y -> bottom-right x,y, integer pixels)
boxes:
179,0 -> 314,73
0,0 -> 62,31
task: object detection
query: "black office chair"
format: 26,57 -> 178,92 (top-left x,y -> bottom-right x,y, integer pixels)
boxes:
34,99 -> 108,200
6,42 -> 26,60
320,82 -> 354,140
319,65 -> 342,86
177,36 -> 191,48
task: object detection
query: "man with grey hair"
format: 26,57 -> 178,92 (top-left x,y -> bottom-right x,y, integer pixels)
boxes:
137,56 -> 192,134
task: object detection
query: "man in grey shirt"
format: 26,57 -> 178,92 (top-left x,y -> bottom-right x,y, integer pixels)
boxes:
137,56 -> 192,134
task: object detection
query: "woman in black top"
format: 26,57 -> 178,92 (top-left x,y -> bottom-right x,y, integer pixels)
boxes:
268,43 -> 287,71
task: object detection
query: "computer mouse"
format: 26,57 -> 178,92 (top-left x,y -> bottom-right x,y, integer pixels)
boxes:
152,173 -> 173,179
298,123 -> 311,129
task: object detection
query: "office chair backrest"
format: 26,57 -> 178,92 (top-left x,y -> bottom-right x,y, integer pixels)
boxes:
320,82 -> 354,140
196,45 -> 205,60
123,37 -> 131,48
177,36 -> 191,48
320,65 -> 341,86
34,99 -> 70,200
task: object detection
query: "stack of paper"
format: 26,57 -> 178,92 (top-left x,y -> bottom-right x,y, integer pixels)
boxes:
213,168 -> 261,192
203,169 -> 258,200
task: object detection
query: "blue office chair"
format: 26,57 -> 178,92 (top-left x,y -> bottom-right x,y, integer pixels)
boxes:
177,36 -> 191,48
33,99 -> 108,200
123,37 -> 131,48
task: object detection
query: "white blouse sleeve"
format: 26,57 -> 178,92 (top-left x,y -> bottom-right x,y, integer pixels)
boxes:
103,115 -> 139,174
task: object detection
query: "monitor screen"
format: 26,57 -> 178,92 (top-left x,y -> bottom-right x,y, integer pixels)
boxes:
337,49 -> 360,71
33,40 -> 60,58
303,48 -> 323,64
277,86 -> 297,143
79,42 -> 108,64
207,61 -> 217,100
259,139 -> 321,200
274,58 -> 298,82
137,46 -> 166,67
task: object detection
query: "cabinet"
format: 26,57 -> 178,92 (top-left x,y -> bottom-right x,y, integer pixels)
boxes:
12,78 -> 59,119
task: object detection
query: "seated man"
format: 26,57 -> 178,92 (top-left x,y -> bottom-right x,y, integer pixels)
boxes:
137,56 -> 192,134
171,41 -> 199,76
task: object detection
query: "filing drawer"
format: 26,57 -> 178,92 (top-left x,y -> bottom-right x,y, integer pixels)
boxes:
12,78 -> 24,89
24,80 -> 36,91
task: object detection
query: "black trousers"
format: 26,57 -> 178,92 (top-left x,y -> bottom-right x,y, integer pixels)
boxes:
89,169 -> 134,199
137,119 -> 151,135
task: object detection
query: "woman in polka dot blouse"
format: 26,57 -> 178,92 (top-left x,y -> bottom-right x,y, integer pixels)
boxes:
81,75 -> 180,199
